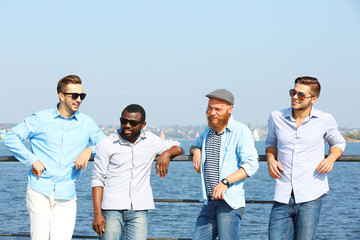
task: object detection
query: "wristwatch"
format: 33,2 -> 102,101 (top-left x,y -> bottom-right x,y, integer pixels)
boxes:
221,178 -> 230,187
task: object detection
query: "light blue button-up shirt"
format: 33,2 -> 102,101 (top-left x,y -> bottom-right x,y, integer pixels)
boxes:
4,105 -> 105,200
265,107 -> 346,204
192,116 -> 259,209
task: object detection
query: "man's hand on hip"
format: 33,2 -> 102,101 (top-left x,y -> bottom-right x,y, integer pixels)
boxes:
32,160 -> 45,179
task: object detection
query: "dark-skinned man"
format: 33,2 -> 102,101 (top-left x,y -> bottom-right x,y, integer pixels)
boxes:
91,104 -> 183,240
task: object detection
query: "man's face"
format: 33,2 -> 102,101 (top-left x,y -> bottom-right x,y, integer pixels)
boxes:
291,83 -> 317,111
206,98 -> 233,131
58,84 -> 84,115
119,110 -> 145,143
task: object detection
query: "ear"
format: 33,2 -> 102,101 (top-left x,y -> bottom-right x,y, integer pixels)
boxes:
58,92 -> 65,102
141,121 -> 146,129
228,105 -> 234,113
311,96 -> 318,104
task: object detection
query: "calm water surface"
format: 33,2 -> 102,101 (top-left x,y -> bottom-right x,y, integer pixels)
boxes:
0,140 -> 359,239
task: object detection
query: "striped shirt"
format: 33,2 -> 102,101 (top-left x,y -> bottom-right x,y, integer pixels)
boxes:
205,129 -> 222,196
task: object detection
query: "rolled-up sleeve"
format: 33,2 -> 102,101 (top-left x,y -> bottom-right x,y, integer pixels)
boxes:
155,138 -> 181,155
237,126 -> 259,177
91,139 -> 109,188
190,128 -> 208,154
265,113 -> 277,149
325,114 -> 346,151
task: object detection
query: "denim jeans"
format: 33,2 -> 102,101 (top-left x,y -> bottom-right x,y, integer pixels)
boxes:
192,199 -> 244,240
100,209 -> 148,240
268,194 -> 325,240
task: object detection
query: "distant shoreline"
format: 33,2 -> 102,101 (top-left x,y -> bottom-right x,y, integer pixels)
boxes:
344,137 -> 360,142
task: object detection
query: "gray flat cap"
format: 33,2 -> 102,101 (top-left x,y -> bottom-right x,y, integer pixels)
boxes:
206,89 -> 234,105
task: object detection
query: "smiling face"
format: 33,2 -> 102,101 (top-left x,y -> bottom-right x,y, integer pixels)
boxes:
58,83 -> 84,118
206,98 -> 233,132
291,83 -> 318,111
119,110 -> 146,143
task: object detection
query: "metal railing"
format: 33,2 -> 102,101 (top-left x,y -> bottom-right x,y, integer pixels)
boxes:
0,155 -> 359,240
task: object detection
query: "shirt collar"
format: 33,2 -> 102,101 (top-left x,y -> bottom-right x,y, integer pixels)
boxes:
225,115 -> 235,132
114,130 -> 147,144
284,107 -> 320,120
309,107 -> 320,118
53,103 -> 79,120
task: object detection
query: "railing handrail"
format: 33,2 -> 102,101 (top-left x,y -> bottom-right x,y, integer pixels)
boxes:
0,154 -> 359,239
1,154 -> 360,162
0,233 -> 188,240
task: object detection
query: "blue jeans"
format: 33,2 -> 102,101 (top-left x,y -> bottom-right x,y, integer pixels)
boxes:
100,209 -> 148,240
192,199 -> 244,240
268,194 -> 325,240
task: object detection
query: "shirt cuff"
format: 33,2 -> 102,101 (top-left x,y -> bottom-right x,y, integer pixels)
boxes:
91,179 -> 105,188
241,162 -> 257,178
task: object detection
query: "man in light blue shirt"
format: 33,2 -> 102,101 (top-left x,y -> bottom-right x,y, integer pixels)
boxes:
4,75 -> 105,240
265,77 -> 346,240
190,89 -> 259,240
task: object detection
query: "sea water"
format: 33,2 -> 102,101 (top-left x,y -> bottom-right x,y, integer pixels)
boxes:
0,141 -> 359,239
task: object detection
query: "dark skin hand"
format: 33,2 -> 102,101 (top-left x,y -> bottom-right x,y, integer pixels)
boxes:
154,146 -> 183,178
92,187 -> 105,236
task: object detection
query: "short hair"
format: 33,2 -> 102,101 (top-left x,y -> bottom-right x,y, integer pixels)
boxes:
295,76 -> 321,97
57,75 -> 82,93
122,104 -> 146,121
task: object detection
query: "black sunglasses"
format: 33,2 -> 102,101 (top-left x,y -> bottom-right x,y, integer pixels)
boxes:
62,93 -> 87,100
289,89 -> 314,101
120,117 -> 144,127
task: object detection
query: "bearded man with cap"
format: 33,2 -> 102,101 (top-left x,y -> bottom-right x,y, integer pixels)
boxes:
190,89 -> 259,239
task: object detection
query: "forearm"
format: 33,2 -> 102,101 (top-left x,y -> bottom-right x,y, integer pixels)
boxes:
92,187 -> 104,216
266,146 -> 278,162
326,146 -> 343,162
224,168 -> 248,184
165,145 -> 183,157
3,131 -> 37,166
190,146 -> 200,155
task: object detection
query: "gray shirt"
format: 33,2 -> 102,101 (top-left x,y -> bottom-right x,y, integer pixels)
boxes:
91,131 -> 180,210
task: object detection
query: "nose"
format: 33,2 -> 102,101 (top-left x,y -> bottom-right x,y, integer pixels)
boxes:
292,93 -> 300,100
210,109 -> 217,116
75,96 -> 82,102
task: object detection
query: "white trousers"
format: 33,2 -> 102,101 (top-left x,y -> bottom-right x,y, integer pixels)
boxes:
26,186 -> 77,240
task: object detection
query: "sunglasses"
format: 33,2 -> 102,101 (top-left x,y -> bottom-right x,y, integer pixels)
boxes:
289,89 -> 314,101
62,93 -> 87,100
120,117 -> 144,127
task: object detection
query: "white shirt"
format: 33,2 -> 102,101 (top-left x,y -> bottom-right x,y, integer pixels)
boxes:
91,131 -> 180,210
265,108 -> 346,204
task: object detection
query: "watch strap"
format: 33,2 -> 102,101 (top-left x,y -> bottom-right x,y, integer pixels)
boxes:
221,178 -> 230,187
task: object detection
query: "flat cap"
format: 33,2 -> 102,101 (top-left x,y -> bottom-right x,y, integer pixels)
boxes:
206,89 -> 234,105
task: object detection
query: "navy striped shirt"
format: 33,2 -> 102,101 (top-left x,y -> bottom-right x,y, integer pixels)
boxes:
205,129 -> 222,196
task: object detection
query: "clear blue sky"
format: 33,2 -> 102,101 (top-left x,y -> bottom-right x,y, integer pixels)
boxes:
1,0 -> 359,128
